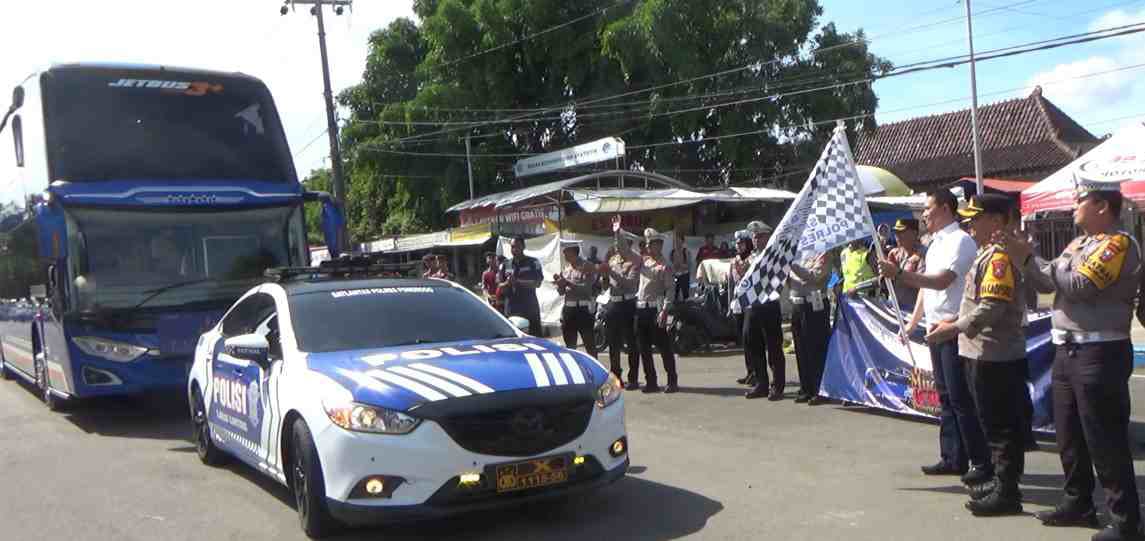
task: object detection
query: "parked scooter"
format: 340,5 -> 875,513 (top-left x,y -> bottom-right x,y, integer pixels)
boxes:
669,282 -> 739,354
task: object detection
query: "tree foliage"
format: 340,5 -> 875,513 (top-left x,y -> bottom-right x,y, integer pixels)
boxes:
336,0 -> 891,241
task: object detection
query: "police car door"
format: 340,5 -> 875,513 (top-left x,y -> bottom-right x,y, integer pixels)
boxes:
208,290 -> 276,468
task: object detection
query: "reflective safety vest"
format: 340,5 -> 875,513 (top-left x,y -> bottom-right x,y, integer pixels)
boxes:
841,245 -> 875,291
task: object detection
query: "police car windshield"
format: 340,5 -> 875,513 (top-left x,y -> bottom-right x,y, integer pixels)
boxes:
289,285 -> 519,353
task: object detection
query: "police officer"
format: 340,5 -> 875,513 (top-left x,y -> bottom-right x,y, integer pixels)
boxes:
600,227 -> 641,387
729,230 -> 755,385
1004,174 -> 1143,540
788,249 -> 834,405
499,236 -> 544,336
555,239 -> 597,357
927,194 -> 1026,516
632,227 -> 678,393
743,220 -> 786,401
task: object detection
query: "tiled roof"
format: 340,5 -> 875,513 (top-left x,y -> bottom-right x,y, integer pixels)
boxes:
854,88 -> 1099,190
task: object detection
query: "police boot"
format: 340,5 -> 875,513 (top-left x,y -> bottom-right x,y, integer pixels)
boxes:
967,479 -> 997,502
965,485 -> 1022,517
1035,502 -> 1099,528
961,464 -> 994,486
1092,524 -> 1145,541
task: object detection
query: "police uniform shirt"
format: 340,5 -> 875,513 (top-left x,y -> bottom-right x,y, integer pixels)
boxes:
636,255 -> 674,310
788,252 -> 834,299
923,221 -> 978,325
605,249 -> 641,297
500,256 -> 544,311
954,244 -> 1026,361
1025,231 -> 1142,340
559,257 -> 597,304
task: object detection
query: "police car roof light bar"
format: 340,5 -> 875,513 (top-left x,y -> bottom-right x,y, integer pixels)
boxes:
266,256 -> 418,282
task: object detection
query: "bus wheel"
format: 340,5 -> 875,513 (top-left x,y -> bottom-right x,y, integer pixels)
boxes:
191,388 -> 227,466
35,353 -> 63,412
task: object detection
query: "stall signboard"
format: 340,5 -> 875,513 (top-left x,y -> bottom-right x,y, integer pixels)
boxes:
513,137 -> 625,178
460,205 -> 560,228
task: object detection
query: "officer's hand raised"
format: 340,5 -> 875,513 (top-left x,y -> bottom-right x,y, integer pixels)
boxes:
994,229 -> 1033,263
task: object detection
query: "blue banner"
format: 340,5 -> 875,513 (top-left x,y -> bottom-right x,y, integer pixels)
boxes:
820,297 -> 1055,432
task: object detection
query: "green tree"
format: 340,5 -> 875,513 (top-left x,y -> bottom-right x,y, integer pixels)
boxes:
302,168 -> 332,246
336,0 -> 890,241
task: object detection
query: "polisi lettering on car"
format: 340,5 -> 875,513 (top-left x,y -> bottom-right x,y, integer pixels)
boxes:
361,341 -> 550,367
213,375 -> 247,416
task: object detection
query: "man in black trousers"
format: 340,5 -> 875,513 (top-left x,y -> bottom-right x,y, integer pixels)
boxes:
743,220 -> 786,401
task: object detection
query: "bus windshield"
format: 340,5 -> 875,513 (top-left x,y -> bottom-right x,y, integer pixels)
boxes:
68,205 -> 306,312
42,67 -> 294,183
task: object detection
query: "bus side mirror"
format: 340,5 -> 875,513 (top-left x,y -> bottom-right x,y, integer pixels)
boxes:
11,86 -> 23,110
12,115 -> 23,167
320,199 -> 345,259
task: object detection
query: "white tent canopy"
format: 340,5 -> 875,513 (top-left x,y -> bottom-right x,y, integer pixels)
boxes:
1021,121 -> 1145,215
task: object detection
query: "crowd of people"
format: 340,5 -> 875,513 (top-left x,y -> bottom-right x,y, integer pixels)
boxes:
871,183 -> 1143,541
460,176 -> 1145,540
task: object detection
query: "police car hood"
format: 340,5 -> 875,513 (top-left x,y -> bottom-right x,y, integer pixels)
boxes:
305,338 -> 608,411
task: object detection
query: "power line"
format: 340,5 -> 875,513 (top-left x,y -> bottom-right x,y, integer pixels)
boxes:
883,0 -> 1145,65
382,0 -> 1044,119
434,0 -> 633,69
381,0 -> 1083,146
357,57 -> 1145,159
293,128 -> 329,158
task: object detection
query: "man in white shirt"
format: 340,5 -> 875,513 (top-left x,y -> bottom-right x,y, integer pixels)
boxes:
878,189 -> 989,481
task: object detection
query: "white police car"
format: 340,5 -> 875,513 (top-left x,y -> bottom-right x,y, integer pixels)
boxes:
186,264 -> 628,538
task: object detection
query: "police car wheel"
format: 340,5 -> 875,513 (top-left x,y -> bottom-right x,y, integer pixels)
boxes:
35,354 -> 62,412
191,389 -> 227,466
291,419 -> 337,538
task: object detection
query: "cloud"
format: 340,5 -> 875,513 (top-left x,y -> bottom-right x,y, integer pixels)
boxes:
1026,56 -> 1134,114
1090,7 -> 1145,32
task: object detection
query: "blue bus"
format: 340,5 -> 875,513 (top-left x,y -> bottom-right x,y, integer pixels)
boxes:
0,63 -> 342,409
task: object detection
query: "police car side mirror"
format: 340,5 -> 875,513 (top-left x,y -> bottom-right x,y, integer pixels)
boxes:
508,316 -> 530,333
224,333 -> 270,366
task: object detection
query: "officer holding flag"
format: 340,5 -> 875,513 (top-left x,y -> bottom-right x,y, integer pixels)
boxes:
1002,173 -> 1144,541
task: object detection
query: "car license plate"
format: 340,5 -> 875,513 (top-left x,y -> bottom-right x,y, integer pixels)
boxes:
493,455 -> 570,493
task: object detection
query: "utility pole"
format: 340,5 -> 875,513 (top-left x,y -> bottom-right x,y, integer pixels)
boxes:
282,0 -> 351,243
465,134 -> 475,200
964,0 -> 985,196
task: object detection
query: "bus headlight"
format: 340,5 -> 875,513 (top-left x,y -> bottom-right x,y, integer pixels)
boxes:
322,400 -> 421,435
595,373 -> 623,409
72,336 -> 149,363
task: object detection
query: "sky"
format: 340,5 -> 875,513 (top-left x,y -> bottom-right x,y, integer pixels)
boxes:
0,0 -> 1143,206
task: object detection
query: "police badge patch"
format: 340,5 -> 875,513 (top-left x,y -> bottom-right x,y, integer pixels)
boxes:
991,259 -> 1007,278
247,380 -> 262,429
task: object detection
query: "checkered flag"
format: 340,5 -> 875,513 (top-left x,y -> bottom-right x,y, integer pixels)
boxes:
735,127 -> 875,310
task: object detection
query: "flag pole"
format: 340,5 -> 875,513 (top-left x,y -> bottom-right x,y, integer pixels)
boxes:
835,121 -> 918,367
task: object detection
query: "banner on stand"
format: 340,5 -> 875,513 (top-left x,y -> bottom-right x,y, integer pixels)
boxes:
820,297 -> 1056,432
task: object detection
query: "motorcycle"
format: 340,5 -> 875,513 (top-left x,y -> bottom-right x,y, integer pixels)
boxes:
669,282 -> 739,355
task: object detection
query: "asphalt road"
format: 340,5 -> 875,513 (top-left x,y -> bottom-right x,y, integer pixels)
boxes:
4,351 -> 1145,541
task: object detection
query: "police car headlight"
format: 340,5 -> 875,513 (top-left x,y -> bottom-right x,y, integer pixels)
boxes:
322,401 -> 421,435
595,373 -> 623,409
72,336 -> 149,363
